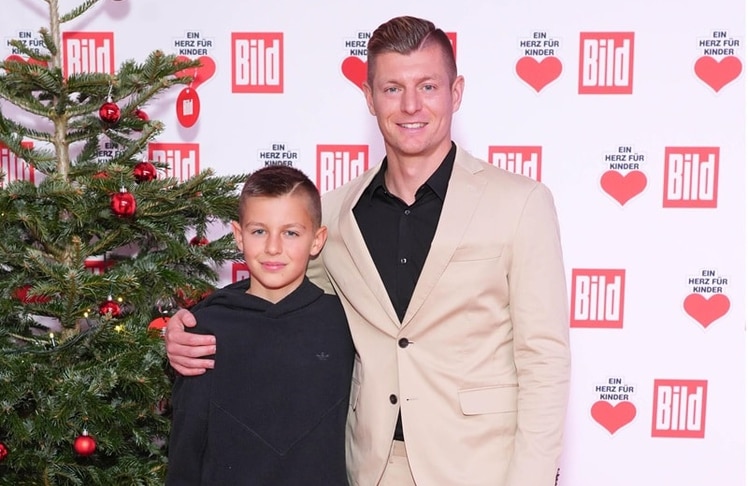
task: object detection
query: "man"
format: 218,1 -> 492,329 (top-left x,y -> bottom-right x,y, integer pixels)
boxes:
166,15 -> 570,486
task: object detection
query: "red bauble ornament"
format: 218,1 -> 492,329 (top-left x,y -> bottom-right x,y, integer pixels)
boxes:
111,188 -> 136,217
0,442 -> 8,462
147,316 -> 169,339
99,99 -> 121,124
73,431 -> 97,456
133,108 -> 149,132
190,236 -> 209,246
133,161 -> 157,182
99,296 -> 121,317
134,108 -> 149,121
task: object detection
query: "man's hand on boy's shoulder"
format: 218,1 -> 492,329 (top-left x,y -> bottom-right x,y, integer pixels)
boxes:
165,309 -> 216,376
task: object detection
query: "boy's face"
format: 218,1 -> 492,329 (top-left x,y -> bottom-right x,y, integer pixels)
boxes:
231,193 -> 326,303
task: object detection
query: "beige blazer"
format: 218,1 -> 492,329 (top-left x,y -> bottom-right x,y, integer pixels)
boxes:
308,145 -> 570,486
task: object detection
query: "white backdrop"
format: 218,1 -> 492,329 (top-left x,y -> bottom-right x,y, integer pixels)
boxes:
2,1 -> 745,484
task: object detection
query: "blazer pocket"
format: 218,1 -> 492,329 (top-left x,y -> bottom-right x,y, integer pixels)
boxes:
458,385 -> 518,415
451,243 -> 503,262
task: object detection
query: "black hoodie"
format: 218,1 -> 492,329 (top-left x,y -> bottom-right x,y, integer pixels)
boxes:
167,277 -> 354,485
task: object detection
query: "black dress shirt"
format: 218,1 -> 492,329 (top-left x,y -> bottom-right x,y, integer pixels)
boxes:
352,143 -> 456,441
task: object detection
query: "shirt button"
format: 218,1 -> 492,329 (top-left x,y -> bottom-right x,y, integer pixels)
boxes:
404,209 -> 411,215
389,394 -> 398,404
398,338 -> 409,348
400,258 -> 407,264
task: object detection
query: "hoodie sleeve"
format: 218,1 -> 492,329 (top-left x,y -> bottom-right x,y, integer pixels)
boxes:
166,368 -> 212,484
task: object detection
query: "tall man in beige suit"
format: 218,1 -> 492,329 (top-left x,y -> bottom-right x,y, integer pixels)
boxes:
166,15 -> 571,486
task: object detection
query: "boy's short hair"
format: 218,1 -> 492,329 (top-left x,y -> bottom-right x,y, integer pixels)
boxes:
237,165 -> 322,228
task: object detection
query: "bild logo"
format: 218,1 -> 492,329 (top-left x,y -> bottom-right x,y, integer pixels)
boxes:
232,262 -> 250,283
147,143 -> 199,183
662,147 -> 719,208
316,144 -> 368,194
578,32 -> 634,94
231,33 -> 283,93
488,146 -> 542,181
62,32 -> 114,77
570,269 -> 625,328
0,141 -> 35,187
651,379 -> 707,438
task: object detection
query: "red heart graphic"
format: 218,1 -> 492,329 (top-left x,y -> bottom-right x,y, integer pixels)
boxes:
175,55 -> 216,89
4,54 -> 46,67
515,56 -> 562,92
591,400 -> 636,434
342,56 -> 367,91
600,170 -> 647,205
683,293 -> 730,328
694,56 -> 742,92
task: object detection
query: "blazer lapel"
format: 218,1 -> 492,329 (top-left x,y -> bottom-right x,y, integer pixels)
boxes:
401,149 -> 487,328
336,168 -> 401,330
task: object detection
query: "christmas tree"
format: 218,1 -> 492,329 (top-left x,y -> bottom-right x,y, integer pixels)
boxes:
0,1 -> 245,483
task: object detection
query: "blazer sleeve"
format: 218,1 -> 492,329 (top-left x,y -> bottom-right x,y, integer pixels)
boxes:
505,183 -> 571,486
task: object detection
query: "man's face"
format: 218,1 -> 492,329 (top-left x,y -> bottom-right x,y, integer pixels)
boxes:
363,43 -> 464,161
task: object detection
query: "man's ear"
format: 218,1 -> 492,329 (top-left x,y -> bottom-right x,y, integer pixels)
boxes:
310,226 -> 328,257
362,82 -> 376,116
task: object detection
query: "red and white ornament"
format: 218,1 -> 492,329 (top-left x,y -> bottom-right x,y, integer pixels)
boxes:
73,430 -> 97,456
111,187 -> 136,217
176,87 -> 200,128
133,161 -> 157,183
99,296 -> 121,317
99,97 -> 121,124
190,236 -> 209,246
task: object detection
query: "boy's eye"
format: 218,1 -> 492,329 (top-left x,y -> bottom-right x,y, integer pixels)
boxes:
285,230 -> 300,237
251,229 -> 265,235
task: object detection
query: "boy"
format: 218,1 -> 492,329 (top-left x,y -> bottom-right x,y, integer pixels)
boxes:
166,165 -> 353,485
